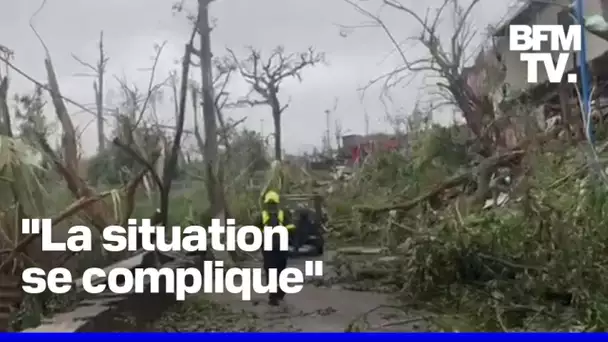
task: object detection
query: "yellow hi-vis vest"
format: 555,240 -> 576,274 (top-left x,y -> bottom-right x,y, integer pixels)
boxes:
262,210 -> 295,229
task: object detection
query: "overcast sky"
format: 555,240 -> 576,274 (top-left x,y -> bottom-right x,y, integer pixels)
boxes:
0,0 -> 514,154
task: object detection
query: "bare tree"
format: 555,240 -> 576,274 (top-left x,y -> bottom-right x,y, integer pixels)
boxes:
105,42 -> 169,204
228,46 -> 324,160
72,31 -> 108,153
195,0 -> 224,218
344,0 -> 504,155
190,57 -> 241,160
188,0 -> 241,264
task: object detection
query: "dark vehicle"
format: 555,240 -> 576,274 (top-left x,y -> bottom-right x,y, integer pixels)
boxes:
283,194 -> 326,257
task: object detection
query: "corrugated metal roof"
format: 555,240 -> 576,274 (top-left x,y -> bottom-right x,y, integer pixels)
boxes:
493,1 -> 552,36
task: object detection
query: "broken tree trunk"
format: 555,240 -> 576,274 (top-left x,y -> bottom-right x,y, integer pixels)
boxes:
356,150 -> 524,214
197,0 -> 238,264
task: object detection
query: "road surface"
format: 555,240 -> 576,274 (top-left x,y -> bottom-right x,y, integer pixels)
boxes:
199,253 -> 428,332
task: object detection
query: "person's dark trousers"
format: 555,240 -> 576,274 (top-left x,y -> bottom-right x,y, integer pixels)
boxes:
263,233 -> 288,304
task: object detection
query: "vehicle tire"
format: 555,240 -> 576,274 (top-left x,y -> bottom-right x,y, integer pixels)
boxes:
317,244 -> 324,256
312,237 -> 324,256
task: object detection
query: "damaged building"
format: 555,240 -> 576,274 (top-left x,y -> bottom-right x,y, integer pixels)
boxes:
472,0 -> 608,141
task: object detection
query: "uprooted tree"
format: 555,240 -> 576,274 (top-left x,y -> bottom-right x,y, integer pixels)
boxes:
228,46 -> 324,160
342,0 -> 529,209
323,0 -> 608,332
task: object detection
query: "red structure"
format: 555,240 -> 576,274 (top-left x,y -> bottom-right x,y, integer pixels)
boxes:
342,134 -> 400,165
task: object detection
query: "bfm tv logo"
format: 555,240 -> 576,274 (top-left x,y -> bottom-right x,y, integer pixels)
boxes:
509,24 -> 582,84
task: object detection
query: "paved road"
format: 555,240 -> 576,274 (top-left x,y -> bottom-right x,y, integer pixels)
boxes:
23,250 -> 427,332
204,253 -> 428,332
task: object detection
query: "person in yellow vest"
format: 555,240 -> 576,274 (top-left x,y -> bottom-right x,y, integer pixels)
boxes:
255,190 -> 296,306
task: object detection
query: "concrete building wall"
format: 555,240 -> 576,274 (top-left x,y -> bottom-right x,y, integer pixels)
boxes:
341,134 -> 364,150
